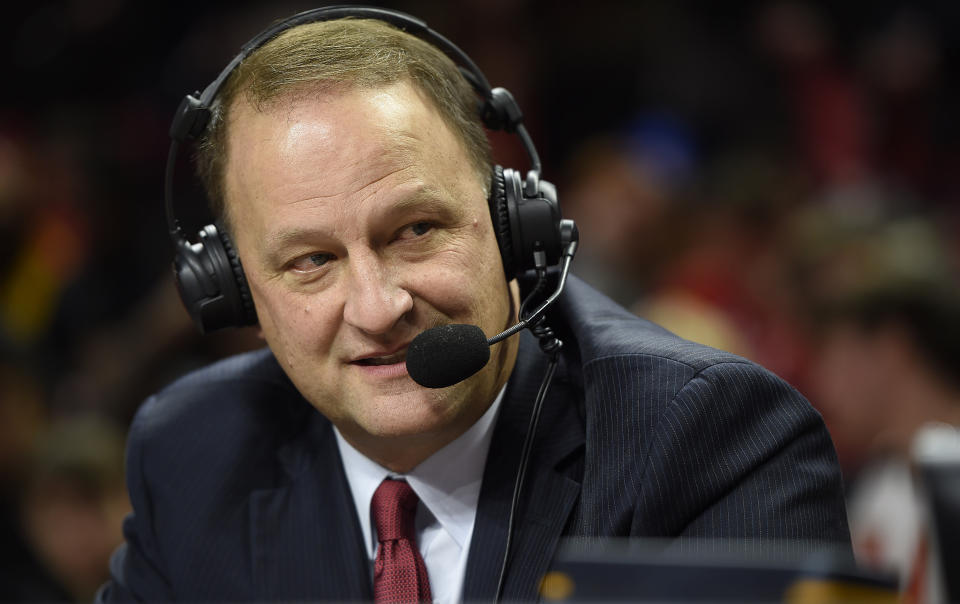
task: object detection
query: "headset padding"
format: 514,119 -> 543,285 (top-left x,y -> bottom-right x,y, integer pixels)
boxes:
489,165 -> 514,279
217,227 -> 257,325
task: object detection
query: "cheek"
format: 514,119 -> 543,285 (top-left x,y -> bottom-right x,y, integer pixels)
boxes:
248,278 -> 340,358
408,230 -> 508,316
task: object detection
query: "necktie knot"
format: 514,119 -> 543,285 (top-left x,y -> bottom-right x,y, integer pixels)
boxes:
372,478 -> 419,542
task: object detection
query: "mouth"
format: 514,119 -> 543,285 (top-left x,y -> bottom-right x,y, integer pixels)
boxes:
353,349 -> 408,366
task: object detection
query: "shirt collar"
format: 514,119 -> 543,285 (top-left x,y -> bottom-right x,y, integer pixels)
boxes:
334,385 -> 506,557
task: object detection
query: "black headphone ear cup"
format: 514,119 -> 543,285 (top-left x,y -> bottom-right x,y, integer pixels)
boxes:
489,165 -> 515,279
172,224 -> 256,334
216,226 -> 257,326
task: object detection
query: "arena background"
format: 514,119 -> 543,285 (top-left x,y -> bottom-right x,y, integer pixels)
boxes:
2,1 -> 959,600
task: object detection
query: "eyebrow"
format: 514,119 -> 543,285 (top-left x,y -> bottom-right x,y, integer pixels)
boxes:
264,225 -> 333,255
263,185 -> 459,255
379,186 -> 459,221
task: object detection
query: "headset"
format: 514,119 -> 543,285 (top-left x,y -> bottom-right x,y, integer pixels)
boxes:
165,9 -> 577,598
165,5 -> 568,334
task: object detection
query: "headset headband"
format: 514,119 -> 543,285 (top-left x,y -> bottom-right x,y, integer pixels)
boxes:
171,6 -> 495,142
164,5 -> 541,245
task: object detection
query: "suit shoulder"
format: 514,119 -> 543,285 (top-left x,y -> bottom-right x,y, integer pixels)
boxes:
128,348 -> 306,456
559,275 -> 751,374
558,278 -> 810,427
161,346 -> 290,395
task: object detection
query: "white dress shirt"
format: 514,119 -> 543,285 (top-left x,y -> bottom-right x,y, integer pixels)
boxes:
334,387 -> 505,604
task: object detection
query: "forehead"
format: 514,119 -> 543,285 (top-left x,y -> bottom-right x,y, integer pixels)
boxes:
222,81 -> 476,214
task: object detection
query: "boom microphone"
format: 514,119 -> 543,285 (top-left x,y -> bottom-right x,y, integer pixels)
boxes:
406,324 -> 490,388
405,222 -> 579,389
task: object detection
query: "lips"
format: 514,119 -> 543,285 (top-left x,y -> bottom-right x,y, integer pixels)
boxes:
354,349 -> 407,366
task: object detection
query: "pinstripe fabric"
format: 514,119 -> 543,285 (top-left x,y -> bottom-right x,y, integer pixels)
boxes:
96,276 -> 850,602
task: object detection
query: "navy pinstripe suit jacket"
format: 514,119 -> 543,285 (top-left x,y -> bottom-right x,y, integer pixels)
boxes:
97,276 -> 851,602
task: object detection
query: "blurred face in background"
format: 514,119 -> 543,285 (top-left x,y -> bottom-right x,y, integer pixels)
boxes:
809,319 -> 949,469
810,323 -> 891,470
21,478 -> 129,601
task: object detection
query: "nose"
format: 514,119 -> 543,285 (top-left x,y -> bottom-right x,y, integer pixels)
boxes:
342,250 -> 414,335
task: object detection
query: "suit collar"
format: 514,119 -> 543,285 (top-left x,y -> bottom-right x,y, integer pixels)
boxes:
463,331 -> 586,602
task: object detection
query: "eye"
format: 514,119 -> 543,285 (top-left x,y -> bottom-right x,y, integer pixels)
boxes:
407,221 -> 433,237
289,252 -> 335,273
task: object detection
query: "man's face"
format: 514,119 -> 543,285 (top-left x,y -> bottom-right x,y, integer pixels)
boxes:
223,81 -> 517,469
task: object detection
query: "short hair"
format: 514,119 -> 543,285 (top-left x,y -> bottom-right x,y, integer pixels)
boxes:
194,18 -> 493,231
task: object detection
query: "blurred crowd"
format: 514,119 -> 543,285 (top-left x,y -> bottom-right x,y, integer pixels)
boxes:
2,0 -> 959,600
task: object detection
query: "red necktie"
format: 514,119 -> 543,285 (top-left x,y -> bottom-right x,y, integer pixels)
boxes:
372,479 -> 433,603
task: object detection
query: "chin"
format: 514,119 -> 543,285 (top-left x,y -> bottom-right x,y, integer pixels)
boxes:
354,388 -> 456,436
357,413 -> 451,445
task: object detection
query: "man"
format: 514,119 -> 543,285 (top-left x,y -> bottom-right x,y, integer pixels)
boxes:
97,12 -> 851,603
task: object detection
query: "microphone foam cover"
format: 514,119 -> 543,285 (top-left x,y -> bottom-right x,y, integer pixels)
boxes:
406,324 -> 491,388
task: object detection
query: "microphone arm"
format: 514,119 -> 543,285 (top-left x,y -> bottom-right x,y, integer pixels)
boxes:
403,220 -> 578,389
487,220 -> 578,346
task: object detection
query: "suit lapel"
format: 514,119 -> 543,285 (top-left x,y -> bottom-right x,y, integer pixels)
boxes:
249,407 -> 373,601
463,332 -> 586,602
245,334 -> 585,601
